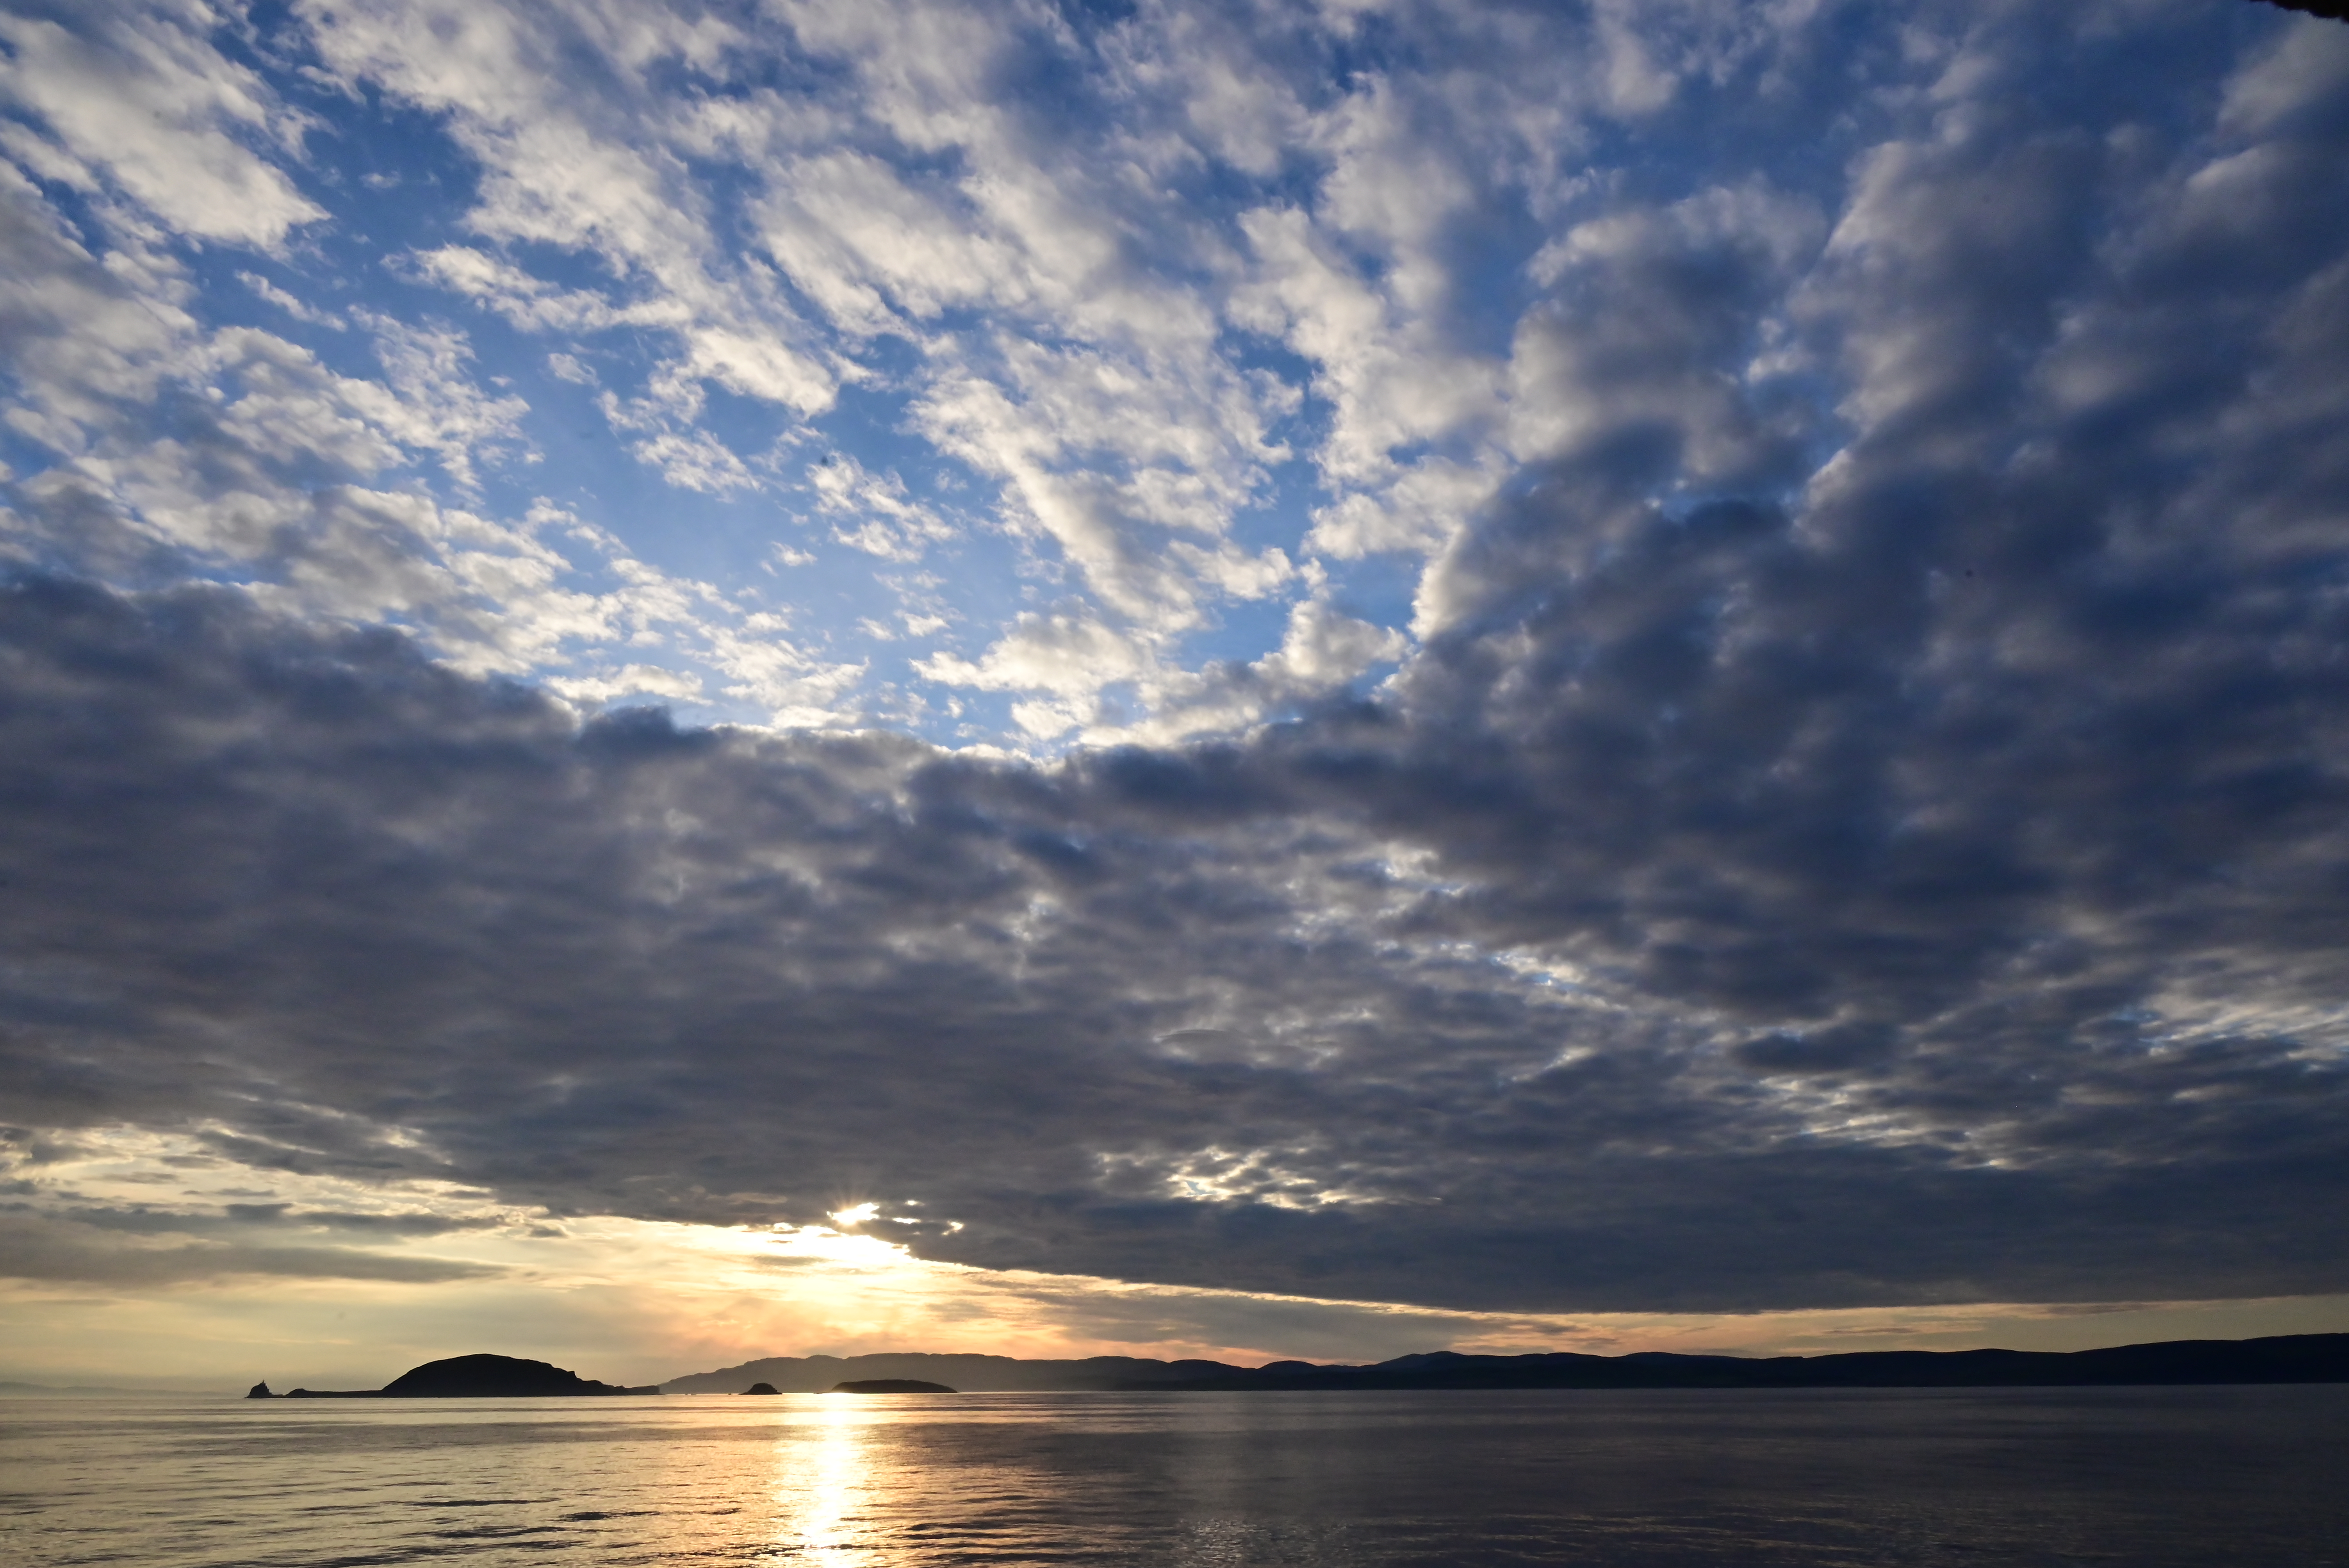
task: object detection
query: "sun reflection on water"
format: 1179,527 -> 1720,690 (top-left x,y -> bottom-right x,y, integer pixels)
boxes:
771,1397 -> 879,1564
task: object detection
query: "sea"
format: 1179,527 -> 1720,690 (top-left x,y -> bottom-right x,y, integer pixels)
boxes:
3,1386 -> 2344,1566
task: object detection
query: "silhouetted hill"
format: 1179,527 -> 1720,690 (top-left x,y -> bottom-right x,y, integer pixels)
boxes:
830,1379 -> 957,1393
665,1334 -> 2349,1393
282,1354 -> 660,1397
662,1351 -> 1262,1393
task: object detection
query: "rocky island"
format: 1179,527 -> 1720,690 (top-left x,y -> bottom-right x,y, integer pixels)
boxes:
273,1354 -> 661,1398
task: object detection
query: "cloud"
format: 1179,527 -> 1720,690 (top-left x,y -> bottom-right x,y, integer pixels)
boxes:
403,245 -> 676,336
4,541 -> 2347,1311
1253,590 -> 1406,690
0,154 -> 852,718
300,0 -> 836,423
921,611 -> 1148,697
0,1 -> 324,249
615,427 -> 757,495
353,312 -> 532,492
3,0 -> 2348,1332
807,454 -> 955,561
239,271 -> 346,330
0,1213 -> 501,1287
545,663 -> 708,706
0,159 -> 194,454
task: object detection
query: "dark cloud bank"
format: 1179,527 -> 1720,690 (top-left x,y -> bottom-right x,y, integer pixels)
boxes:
4,0 -> 2349,1316
9,385 -> 2349,1313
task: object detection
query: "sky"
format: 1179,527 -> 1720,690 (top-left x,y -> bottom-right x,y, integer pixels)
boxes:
3,0 -> 2349,1392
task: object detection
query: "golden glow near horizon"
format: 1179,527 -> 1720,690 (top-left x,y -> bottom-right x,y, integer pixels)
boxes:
4,1123 -> 2348,1390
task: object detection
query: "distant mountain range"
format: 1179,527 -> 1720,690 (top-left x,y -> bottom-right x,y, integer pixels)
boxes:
662,1333 -> 2349,1393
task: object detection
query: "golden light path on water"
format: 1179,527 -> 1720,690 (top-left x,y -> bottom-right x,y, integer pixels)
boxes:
781,1396 -> 873,1564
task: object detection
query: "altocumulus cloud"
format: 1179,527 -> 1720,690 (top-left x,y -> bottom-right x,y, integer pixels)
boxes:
1,0 -> 2347,1319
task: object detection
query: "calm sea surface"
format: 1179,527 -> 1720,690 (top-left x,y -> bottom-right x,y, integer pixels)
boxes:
3,1387 -> 2344,1567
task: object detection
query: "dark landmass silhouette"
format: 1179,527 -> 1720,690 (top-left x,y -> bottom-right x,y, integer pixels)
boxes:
828,1379 -> 957,1394
278,1354 -> 661,1398
665,1352 -> 1259,1394
246,1382 -> 275,1399
742,1382 -> 782,1395
664,1333 -> 2349,1394
2263,1 -> 2347,21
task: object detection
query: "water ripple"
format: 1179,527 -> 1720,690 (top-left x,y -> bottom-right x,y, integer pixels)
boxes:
2,1388 -> 2344,1568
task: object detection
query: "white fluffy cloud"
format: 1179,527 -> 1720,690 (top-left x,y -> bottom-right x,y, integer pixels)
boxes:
0,1 -> 324,247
